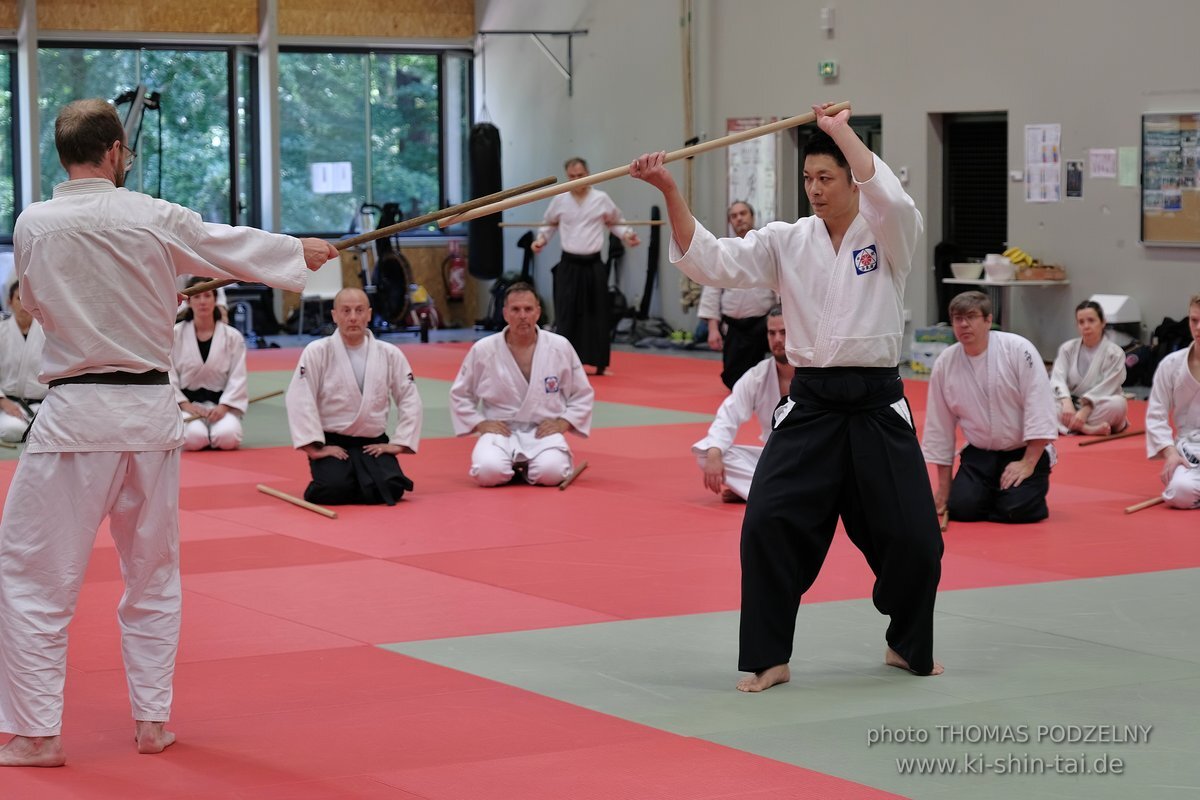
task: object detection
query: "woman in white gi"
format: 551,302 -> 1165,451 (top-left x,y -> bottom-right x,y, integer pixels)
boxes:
531,157 -> 639,375
170,277 -> 248,450
1145,295 -> 1200,509
450,282 -> 593,486
1050,300 -> 1129,436
631,104 -> 944,690
0,281 -> 47,443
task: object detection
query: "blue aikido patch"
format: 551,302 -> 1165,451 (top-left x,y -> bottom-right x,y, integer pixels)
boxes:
853,244 -> 879,275
544,375 -> 560,393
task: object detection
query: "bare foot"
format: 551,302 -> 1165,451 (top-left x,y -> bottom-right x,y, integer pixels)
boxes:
720,488 -> 745,503
0,735 -> 66,767
1081,421 -> 1112,436
736,663 -> 790,692
885,647 -> 944,676
134,721 -> 176,754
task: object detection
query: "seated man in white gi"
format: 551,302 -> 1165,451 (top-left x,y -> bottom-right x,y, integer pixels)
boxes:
286,287 -> 422,505
693,306 -> 793,501
923,291 -> 1058,524
1145,293 -> 1200,509
0,281 -> 47,443
449,282 -> 593,486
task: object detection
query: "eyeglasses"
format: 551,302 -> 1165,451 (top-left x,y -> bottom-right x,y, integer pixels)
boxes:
119,143 -> 137,171
950,312 -> 985,325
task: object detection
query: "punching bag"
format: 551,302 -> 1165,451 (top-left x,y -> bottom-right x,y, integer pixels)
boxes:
468,122 -> 503,280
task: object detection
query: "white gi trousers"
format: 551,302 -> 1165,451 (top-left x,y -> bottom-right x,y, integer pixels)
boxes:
1164,435 -> 1200,509
694,444 -> 763,500
470,426 -> 572,487
0,403 -> 38,443
183,403 -> 243,451
0,448 -> 182,736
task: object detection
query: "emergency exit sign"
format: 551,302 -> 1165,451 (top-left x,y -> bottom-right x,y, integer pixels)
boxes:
818,60 -> 838,78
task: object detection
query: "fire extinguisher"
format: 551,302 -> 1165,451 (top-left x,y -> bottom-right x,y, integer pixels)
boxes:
443,240 -> 467,302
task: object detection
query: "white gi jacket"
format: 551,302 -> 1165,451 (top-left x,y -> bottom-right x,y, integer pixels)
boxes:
14,178 -> 309,453
692,356 -> 782,456
449,328 -> 594,438
1049,336 -> 1128,432
673,156 -> 921,368
538,189 -> 632,255
169,321 -> 249,412
923,331 -> 1059,466
1145,345 -> 1200,459
0,316 -> 47,402
285,331 -> 422,451
697,286 -> 778,321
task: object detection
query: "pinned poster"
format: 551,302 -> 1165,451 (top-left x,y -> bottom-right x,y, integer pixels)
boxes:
310,162 -> 353,194
1088,148 -> 1117,179
727,117 -> 777,226
1024,124 -> 1061,202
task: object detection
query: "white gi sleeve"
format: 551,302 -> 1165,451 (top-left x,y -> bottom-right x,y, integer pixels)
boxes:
387,350 -> 423,452
692,369 -> 760,456
218,331 -> 250,413
1145,361 -> 1176,458
697,286 -> 723,320
449,346 -> 486,436
560,354 -> 594,437
1016,339 -> 1059,443
854,156 -> 923,283
671,219 -> 780,291
921,352 -> 959,466
285,342 -> 328,449
1049,342 -> 1073,402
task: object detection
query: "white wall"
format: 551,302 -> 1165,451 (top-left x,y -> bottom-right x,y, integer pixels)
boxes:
479,0 -> 1200,349
474,0 -> 686,323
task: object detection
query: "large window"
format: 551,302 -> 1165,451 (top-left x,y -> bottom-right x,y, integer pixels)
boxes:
1,48 -> 14,238
278,50 -> 442,235
37,46 -> 235,222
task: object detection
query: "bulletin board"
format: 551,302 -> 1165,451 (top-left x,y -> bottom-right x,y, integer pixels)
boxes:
1141,112 -> 1200,246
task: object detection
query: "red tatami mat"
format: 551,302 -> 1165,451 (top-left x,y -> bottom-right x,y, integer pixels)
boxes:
3,346 -> 1197,799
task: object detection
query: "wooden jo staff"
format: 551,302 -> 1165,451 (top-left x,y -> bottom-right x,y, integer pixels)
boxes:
437,102 -> 852,228
1077,428 -> 1144,447
180,175 -> 557,299
559,460 -> 589,491
1125,496 -> 1164,514
497,220 -> 665,228
257,483 -> 338,519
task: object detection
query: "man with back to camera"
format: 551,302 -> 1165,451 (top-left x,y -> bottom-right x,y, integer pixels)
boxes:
0,98 -> 336,766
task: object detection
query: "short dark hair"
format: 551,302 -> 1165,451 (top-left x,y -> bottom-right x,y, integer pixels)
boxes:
564,157 -> 588,172
728,200 -> 755,219
1075,299 -> 1105,323
767,304 -> 783,318
181,276 -> 222,323
949,290 -> 992,319
8,281 -> 19,304
55,99 -> 125,168
802,130 -> 849,172
504,281 -> 540,305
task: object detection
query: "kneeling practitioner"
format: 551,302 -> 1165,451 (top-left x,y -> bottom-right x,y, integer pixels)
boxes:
924,291 -> 1058,524
1145,294 -> 1200,508
0,281 -> 46,443
286,288 -> 422,505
